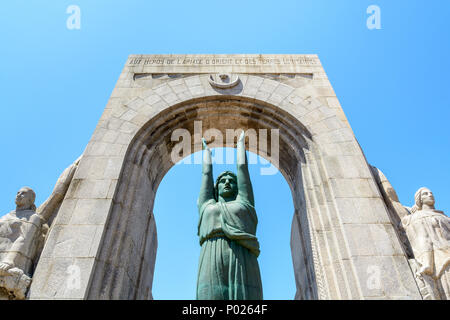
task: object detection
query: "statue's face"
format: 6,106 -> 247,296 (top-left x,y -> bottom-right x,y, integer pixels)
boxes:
218,175 -> 237,199
15,188 -> 33,208
420,188 -> 435,207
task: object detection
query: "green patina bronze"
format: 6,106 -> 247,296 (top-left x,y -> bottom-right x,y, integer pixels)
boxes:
196,131 -> 263,300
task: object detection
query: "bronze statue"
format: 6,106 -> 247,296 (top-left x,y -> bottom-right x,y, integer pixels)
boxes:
197,131 -> 263,300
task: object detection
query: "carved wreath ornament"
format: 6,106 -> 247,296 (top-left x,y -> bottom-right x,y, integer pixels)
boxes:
208,73 -> 240,89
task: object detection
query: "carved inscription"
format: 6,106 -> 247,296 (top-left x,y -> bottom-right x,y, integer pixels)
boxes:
128,56 -> 318,66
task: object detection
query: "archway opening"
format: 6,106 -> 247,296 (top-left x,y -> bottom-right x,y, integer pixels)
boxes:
152,148 -> 296,299
87,96 -> 318,300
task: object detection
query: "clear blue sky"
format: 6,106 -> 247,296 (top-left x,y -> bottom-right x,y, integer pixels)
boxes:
0,1 -> 449,300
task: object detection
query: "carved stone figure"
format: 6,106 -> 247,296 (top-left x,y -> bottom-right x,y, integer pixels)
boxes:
0,187 -> 41,299
197,131 -> 263,300
401,188 -> 450,300
0,156 -> 81,299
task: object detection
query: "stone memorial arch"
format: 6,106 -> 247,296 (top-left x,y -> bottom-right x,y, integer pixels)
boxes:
27,55 -> 421,300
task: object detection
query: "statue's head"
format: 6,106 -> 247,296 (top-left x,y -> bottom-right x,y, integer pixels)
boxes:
412,187 -> 435,212
15,187 -> 36,211
215,171 -> 238,201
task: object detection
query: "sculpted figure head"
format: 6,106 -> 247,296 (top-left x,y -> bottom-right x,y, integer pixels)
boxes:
412,187 -> 435,213
15,187 -> 36,211
215,171 -> 238,201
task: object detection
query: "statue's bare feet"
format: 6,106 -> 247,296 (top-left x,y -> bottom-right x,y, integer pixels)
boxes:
0,262 -> 12,276
8,268 -> 22,277
417,265 -> 432,278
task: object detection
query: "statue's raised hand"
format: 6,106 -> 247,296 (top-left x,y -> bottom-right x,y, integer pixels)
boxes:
199,137 -> 214,202
202,137 -> 212,167
237,130 -> 246,166
238,131 -> 245,145
202,138 -> 209,151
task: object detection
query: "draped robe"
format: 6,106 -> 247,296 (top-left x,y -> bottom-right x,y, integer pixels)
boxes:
402,209 -> 450,299
196,198 -> 263,300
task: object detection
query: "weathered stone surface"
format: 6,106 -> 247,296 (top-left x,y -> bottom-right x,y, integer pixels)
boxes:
28,54 -> 421,300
